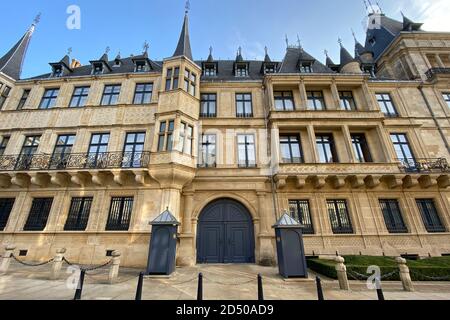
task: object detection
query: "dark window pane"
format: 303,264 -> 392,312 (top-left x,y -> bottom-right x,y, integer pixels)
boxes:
289,200 -> 314,234
0,198 -> 15,231
327,200 -> 353,234
416,199 -> 445,233
106,197 -> 134,231
379,200 -> 408,233
24,198 -> 53,231
64,197 -> 93,231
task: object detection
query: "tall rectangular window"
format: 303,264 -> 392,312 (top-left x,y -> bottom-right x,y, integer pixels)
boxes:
351,134 -> 372,163
327,200 -> 353,234
316,134 -> 338,163
307,91 -> 326,110
376,93 -> 398,116
101,85 -> 121,106
0,85 -> 11,110
203,64 -> 217,76
165,67 -> 180,91
39,88 -> 59,109
184,69 -> 196,96
237,134 -> 256,168
280,135 -> 302,163
50,134 -> 76,169
24,198 -> 53,231
123,132 -> 146,168
87,133 -> 110,168
0,136 -> 10,156
158,120 -> 174,152
390,133 -> 414,164
443,93 -> 450,108
236,93 -> 253,118
0,198 -> 15,231
200,94 -> 217,117
274,91 -> 295,111
16,135 -> 40,170
199,134 -> 216,168
17,89 -> 31,110
106,197 -> 134,231
289,200 -> 314,234
64,197 -> 93,231
235,65 -> 248,77
179,123 -> 193,155
416,199 -> 446,233
339,91 -> 356,111
379,200 -> 408,233
133,83 -> 153,104
69,86 -> 90,108
300,63 -> 312,73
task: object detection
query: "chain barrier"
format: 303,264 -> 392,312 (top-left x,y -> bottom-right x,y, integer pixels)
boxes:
62,257 -> 113,272
410,270 -> 450,281
11,254 -> 54,267
347,269 -> 399,281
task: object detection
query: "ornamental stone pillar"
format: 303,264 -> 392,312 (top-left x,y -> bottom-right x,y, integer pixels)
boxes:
177,191 -> 196,267
396,257 -> 414,292
257,191 -> 276,266
335,256 -> 350,290
50,248 -> 66,280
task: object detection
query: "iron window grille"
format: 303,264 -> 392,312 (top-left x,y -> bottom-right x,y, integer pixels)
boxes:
237,134 -> 256,168
133,83 -> 153,105
0,198 -> 15,231
69,86 -> 90,107
17,89 -> 31,110
316,134 -> 338,163
50,135 -> 76,170
351,134 -> 372,163
158,120 -> 175,152
274,91 -> 295,111
327,200 -> 353,234
289,200 -> 314,234
24,198 -> 53,231
0,136 -> 10,156
390,133 -> 415,168
123,132 -> 146,168
39,88 -> 59,109
87,133 -> 110,168
199,134 -> 216,168
280,135 -> 303,163
236,93 -> 253,118
105,197 -> 134,231
376,93 -> 398,117
101,85 -> 121,106
339,91 -> 357,111
379,199 -> 408,233
15,135 -> 41,171
64,197 -> 93,231
200,94 -> 217,117
307,91 -> 326,110
416,199 -> 446,233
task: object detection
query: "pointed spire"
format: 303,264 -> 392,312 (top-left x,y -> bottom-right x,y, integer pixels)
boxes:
264,46 -> 271,63
173,3 -> 193,61
207,46 -> 214,62
339,38 -> 355,66
115,51 -> 121,61
401,11 -> 423,31
0,16 -> 38,80
236,47 -> 244,62
324,50 -> 335,67
352,29 -> 366,56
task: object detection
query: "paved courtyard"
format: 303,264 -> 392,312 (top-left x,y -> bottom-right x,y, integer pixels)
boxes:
1,261 -> 450,300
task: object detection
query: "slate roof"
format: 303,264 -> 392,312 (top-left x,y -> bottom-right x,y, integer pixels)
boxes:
340,44 -> 356,66
279,47 -> 334,74
197,60 -> 266,81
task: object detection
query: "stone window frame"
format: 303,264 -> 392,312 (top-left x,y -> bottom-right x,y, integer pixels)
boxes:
69,86 -> 90,108
133,82 -> 153,105
274,91 -> 295,111
236,133 -> 257,168
350,133 -> 373,163
100,84 -> 122,106
39,88 -> 60,109
17,88 -> 31,110
235,93 -> 253,118
0,135 -> 10,156
200,93 -> 217,117
378,199 -> 409,234
416,198 -> 447,233
157,119 -> 175,152
306,90 -> 326,111
326,198 -> 354,235
375,92 -> 398,117
165,66 -> 180,91
338,91 -> 357,111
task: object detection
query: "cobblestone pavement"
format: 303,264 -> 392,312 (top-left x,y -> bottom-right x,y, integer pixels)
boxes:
1,261 -> 450,300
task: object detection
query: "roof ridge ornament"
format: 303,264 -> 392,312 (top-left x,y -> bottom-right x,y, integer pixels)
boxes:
105,46 -> 110,54
185,0 -> 190,14
143,40 -> 149,54
33,13 -> 41,26
67,47 -> 72,56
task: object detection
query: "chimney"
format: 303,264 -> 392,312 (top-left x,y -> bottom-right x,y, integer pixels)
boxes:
71,58 -> 81,69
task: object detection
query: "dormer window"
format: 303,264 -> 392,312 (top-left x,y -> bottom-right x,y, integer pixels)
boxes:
203,64 -> 217,77
135,61 -> 149,73
300,62 -> 313,73
113,60 -> 121,68
264,65 -> 276,74
52,66 -> 63,78
368,37 -> 376,47
235,64 -> 248,77
363,65 -> 376,78
92,63 -> 104,75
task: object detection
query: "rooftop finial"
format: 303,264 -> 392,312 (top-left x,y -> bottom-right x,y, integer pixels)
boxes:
338,38 -> 343,47
238,46 -> 242,56
105,46 -> 110,54
285,34 -> 289,48
297,34 -> 302,49
143,40 -> 149,54
400,10 -> 405,18
209,46 -> 213,55
33,13 -> 41,26
367,0 -> 375,13
324,49 -> 329,58
351,29 -> 358,42
376,1 -> 383,14
67,47 -> 72,56
265,46 -> 268,56
185,0 -> 190,14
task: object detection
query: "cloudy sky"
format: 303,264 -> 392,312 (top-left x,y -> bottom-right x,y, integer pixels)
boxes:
1,0 -> 449,78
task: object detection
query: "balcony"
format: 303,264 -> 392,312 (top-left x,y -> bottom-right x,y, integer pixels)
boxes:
425,68 -> 450,80
398,158 -> 449,173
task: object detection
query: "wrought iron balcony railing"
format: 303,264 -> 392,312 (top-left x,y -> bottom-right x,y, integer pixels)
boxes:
0,152 -> 151,172
398,158 -> 449,173
425,68 -> 450,79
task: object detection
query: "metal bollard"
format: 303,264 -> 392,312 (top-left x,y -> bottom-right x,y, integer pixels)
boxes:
135,272 -> 144,301
316,276 -> 325,301
257,274 -> 264,301
376,278 -> 385,301
73,269 -> 86,300
197,273 -> 203,301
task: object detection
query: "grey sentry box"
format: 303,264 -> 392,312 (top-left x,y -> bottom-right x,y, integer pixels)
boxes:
273,213 -> 309,279
146,208 -> 180,275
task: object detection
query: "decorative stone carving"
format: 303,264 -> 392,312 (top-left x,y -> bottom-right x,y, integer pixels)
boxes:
418,175 -> 438,189
347,175 -> 365,188
91,172 -> 108,186
295,176 -> 307,189
438,175 -> 450,189
312,175 -> 326,189
403,175 -> 419,189
274,175 -> 288,189
50,173 -> 69,187
69,172 -> 87,187
30,173 -> 50,188
385,175 -> 404,189
365,175 -> 381,189
0,174 -> 11,188
329,175 -> 346,189
9,173 -> 30,188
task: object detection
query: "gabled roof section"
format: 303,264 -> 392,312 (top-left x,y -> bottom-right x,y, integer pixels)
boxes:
151,208 -> 180,226
173,12 -> 193,60
273,213 -> 301,227
279,47 -> 333,74
0,24 -> 35,80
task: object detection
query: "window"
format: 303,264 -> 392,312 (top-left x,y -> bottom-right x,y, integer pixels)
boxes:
274,91 -> 295,111
416,199 -> 446,233
443,93 -> 450,108
390,133 -> 414,165
158,120 -> 174,152
327,200 -> 353,234
376,93 -> 397,116
179,123 -> 193,155
184,69 -> 197,96
289,200 -> 314,234
106,197 -> 134,231
237,134 -> 256,168
379,200 -> 408,233
351,134 -> 372,163
203,64 -> 217,77
0,198 -> 15,231
264,65 -> 276,74
199,134 -> 216,168
135,61 -> 149,73
300,62 -> 312,73
92,63 -> 103,75
307,91 -> 326,110
50,135 -> 76,169
64,197 -> 93,231
24,198 -> 53,231
69,86 -> 90,108
165,67 -> 180,91
235,65 -> 248,77
52,66 -> 63,78
0,85 -> 11,109
0,136 -> 10,156
123,132 -> 146,168
133,83 -> 153,105
316,134 -> 338,163
39,88 -> 59,109
200,94 -> 217,117
87,133 -> 110,168
101,85 -> 121,106
17,89 -> 31,110
280,135 -> 302,163
339,91 -> 357,110
16,135 -> 40,170
236,93 -> 253,118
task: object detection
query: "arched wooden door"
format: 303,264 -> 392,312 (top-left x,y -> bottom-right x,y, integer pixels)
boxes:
197,199 -> 255,264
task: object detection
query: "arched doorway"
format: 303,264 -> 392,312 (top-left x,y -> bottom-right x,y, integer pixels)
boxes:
197,198 -> 255,264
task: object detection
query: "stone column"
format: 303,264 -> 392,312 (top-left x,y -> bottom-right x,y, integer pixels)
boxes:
335,256 -> 350,290
307,125 -> 319,163
298,80 -> 308,110
341,125 -> 355,163
330,81 -> 341,110
177,192 -> 196,267
267,81 -> 275,111
50,248 -> 66,280
396,257 -> 414,292
0,245 -> 16,274
108,251 -> 121,284
435,54 -> 445,68
257,191 -> 275,266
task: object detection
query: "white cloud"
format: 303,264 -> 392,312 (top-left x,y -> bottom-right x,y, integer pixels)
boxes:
395,0 -> 450,32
